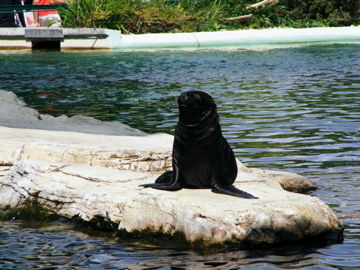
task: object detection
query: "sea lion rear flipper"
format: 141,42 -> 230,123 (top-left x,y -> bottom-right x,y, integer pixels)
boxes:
212,184 -> 258,199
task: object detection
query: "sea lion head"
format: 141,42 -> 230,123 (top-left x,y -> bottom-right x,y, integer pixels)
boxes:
178,91 -> 217,125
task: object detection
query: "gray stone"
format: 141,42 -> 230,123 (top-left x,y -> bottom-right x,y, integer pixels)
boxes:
0,90 -> 146,136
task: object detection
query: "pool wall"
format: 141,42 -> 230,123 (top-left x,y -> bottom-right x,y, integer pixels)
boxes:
0,26 -> 359,50
117,26 -> 360,50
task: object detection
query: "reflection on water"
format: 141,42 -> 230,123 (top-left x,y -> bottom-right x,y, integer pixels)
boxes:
1,220 -> 359,269
0,44 -> 359,269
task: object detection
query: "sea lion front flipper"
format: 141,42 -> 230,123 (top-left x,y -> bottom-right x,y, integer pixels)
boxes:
140,177 -> 182,191
140,164 -> 183,191
155,171 -> 173,184
212,184 -> 258,199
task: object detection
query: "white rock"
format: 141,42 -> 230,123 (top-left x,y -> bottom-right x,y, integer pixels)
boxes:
0,126 -> 314,191
0,160 -> 342,247
0,126 -> 173,172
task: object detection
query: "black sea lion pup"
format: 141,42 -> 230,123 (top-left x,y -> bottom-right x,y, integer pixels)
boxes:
141,90 -> 257,199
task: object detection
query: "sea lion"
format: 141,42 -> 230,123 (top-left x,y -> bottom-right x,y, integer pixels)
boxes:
141,91 -> 257,198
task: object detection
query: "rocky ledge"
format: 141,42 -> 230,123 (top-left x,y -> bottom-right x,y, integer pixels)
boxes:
0,90 -> 343,248
0,90 -> 146,136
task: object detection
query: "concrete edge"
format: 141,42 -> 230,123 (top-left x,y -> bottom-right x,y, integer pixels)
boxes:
0,26 -> 359,50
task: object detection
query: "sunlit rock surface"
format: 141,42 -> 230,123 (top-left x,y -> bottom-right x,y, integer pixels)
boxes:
0,90 -> 341,247
0,159 -> 342,247
0,126 -> 173,172
0,126 -> 342,247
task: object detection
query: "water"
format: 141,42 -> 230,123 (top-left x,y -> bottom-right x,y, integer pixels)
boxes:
0,44 -> 359,269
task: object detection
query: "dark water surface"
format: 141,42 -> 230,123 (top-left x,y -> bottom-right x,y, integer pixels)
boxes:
0,44 -> 359,269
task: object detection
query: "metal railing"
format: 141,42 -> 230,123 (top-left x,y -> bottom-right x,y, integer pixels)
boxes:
0,4 -> 66,13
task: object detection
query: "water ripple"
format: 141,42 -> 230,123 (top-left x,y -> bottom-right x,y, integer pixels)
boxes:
0,44 -> 359,269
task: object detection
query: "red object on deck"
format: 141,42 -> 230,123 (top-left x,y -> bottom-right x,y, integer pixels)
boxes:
36,0 -> 58,17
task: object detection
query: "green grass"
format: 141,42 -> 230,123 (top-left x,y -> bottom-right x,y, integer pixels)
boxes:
59,0 -> 360,33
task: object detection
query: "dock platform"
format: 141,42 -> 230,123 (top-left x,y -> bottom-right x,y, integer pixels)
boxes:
0,27 -> 120,50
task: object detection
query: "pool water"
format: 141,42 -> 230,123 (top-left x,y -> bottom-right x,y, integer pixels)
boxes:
0,44 -> 359,269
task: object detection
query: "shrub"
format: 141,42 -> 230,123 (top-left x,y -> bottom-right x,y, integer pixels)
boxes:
59,0 -> 359,33
59,0 -> 117,28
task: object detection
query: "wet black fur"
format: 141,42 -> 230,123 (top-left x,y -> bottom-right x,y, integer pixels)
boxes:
141,91 -> 257,199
